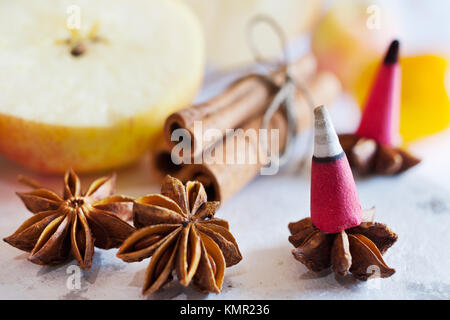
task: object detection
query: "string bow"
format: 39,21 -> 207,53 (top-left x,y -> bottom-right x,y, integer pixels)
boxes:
246,15 -> 315,168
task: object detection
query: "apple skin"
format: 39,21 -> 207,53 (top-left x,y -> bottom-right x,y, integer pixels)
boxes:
311,0 -> 398,90
0,79 -> 201,174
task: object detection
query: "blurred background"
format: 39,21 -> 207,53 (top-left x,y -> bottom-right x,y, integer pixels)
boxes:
1,0 -> 449,176
1,0 -> 450,300
190,0 -> 450,142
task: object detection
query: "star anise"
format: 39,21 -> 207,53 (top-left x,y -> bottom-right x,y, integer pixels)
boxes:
288,209 -> 398,280
117,175 -> 242,295
339,134 -> 421,175
3,169 -> 135,270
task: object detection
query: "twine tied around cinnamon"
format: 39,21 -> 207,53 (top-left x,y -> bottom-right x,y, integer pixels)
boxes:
246,15 -> 316,168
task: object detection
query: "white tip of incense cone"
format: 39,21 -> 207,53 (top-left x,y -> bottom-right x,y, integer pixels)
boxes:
313,105 -> 343,158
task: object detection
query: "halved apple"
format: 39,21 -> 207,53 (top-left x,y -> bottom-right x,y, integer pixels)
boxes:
0,0 -> 204,173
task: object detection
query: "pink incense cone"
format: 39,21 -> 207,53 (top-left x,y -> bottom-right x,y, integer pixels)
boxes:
311,106 -> 362,233
356,40 -> 401,146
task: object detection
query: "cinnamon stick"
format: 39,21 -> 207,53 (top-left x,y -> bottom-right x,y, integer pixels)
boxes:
164,54 -> 317,156
153,70 -> 341,202
149,133 -> 184,179
175,110 -> 287,202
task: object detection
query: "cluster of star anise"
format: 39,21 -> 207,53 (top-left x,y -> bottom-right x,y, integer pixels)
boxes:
339,134 -> 421,175
288,209 -> 398,280
4,171 -> 242,295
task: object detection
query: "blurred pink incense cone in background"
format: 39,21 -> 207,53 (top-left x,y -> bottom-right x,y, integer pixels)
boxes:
356,40 -> 401,146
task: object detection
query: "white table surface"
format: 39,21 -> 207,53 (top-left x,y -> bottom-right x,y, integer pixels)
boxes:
0,92 -> 449,300
1,0 -> 450,300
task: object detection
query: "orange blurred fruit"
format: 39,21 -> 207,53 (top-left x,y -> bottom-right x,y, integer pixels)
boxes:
353,55 -> 450,142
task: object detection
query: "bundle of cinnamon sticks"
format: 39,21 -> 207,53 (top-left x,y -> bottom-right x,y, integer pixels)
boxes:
150,54 -> 341,203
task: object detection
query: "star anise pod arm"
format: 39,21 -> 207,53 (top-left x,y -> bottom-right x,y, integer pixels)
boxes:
4,210 -> 62,253
15,174 -> 62,214
347,221 -> 398,254
176,224 -> 202,286
347,234 -> 395,280
27,211 -> 73,266
16,189 -> 62,214
142,226 -> 181,295
64,169 -> 82,199
331,231 -> 352,276
85,172 -> 117,201
71,207 -> 95,268
192,231 -> 226,293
